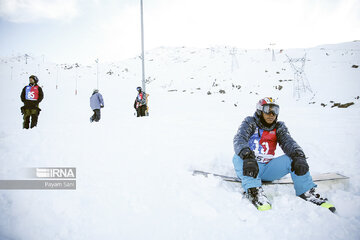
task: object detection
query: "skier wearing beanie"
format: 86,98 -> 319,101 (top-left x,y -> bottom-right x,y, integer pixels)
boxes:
233,97 -> 335,212
20,75 -> 44,129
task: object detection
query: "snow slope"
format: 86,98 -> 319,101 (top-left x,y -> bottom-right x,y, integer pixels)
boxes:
0,41 -> 360,240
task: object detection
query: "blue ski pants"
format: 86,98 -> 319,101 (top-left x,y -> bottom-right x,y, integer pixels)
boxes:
232,154 -> 316,196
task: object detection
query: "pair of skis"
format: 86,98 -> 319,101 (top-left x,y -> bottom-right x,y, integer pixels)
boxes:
192,170 -> 349,212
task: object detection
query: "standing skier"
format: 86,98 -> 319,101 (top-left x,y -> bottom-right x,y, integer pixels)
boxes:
233,97 -> 335,212
90,89 -> 104,122
20,75 -> 44,129
134,86 -> 148,117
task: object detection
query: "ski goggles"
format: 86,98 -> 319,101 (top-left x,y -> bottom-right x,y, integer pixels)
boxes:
263,104 -> 279,115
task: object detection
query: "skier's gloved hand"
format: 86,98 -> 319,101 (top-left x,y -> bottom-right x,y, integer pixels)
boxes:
243,159 -> 259,178
239,147 -> 255,159
101,105 -> 104,108
239,148 -> 259,178
291,150 -> 309,176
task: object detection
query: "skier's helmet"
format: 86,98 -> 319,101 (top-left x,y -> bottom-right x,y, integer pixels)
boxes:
29,75 -> 39,84
93,89 -> 99,93
136,86 -> 142,92
256,97 -> 279,116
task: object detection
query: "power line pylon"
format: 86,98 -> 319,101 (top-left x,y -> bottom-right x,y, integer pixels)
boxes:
286,54 -> 313,99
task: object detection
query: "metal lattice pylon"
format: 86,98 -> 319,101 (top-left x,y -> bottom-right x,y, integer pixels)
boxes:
286,54 -> 313,99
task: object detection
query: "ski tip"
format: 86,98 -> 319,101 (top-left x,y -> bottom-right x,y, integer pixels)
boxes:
329,207 -> 336,213
257,203 -> 272,211
320,202 -> 336,213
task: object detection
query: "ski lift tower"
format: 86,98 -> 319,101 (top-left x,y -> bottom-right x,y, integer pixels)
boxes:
140,0 -> 146,93
270,43 -> 276,62
230,47 -> 239,72
140,0 -> 149,116
95,58 -> 99,89
25,54 -> 29,64
286,54 -> 313,100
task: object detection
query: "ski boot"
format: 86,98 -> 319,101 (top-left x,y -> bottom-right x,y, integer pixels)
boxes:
299,188 -> 336,213
246,187 -> 272,211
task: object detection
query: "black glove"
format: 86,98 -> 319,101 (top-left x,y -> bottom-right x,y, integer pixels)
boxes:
101,105 -> 104,108
239,148 -> 259,178
291,150 -> 309,176
243,159 -> 259,178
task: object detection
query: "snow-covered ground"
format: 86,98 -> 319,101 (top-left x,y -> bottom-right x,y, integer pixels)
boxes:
0,41 -> 360,240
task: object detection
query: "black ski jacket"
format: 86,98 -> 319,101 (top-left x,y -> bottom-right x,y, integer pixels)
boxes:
20,84 -> 44,109
233,112 -> 303,158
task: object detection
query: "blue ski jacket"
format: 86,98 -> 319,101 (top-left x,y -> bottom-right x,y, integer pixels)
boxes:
90,92 -> 104,110
233,112 -> 303,163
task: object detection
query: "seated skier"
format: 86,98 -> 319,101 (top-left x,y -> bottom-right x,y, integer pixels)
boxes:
233,97 -> 335,212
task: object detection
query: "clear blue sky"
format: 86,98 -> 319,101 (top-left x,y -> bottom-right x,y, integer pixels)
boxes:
0,0 -> 359,64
